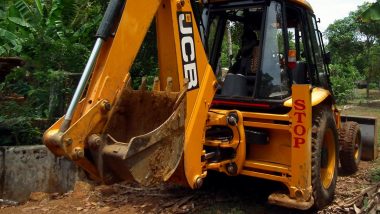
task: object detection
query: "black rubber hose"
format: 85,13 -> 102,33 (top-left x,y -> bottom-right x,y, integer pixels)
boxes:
96,0 -> 125,40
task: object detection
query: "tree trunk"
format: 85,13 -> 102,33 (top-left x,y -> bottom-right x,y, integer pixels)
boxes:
227,21 -> 233,67
366,79 -> 370,99
47,83 -> 58,122
47,73 -> 63,122
366,37 -> 371,99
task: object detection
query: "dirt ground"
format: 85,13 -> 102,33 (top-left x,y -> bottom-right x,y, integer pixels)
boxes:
1,90 -> 379,214
0,160 -> 379,214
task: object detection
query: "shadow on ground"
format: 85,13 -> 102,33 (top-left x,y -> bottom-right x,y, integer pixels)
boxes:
186,172 -> 314,214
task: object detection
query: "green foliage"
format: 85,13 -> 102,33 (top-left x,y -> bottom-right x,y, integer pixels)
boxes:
361,1 -> 380,22
130,23 -> 159,89
0,0 -> 103,56
369,82 -> 379,89
1,67 -> 31,96
0,116 -> 42,146
370,159 -> 380,182
0,0 -> 105,145
220,37 -> 239,68
326,16 -> 363,66
220,22 -> 243,68
326,1 -> 380,100
372,170 -> 380,182
0,101 -> 42,146
329,64 -> 360,104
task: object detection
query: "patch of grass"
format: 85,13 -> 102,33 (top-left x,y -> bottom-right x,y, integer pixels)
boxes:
370,159 -> 380,182
197,200 -> 306,214
200,205 -> 251,214
353,89 -> 380,101
371,168 -> 380,182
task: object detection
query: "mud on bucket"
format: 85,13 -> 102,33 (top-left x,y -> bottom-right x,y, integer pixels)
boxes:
94,89 -> 186,186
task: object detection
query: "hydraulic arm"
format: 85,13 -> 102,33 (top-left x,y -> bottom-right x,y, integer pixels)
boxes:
44,0 -> 217,188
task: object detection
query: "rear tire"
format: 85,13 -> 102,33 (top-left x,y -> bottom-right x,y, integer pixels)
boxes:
339,122 -> 362,174
311,106 -> 339,209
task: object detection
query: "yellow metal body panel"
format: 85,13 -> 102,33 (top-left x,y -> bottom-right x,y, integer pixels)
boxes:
244,161 -> 290,175
289,84 -> 312,200
160,0 -> 217,188
246,129 -> 291,166
84,1 -> 163,114
284,87 -> 330,108
156,1 -> 180,91
207,85 -> 313,202
242,112 -> 291,166
43,98 -> 87,156
241,170 -> 290,183
183,64 -> 216,187
289,0 -> 313,11
61,100 -> 108,157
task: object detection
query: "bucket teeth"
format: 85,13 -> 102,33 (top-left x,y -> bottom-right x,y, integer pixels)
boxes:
153,77 -> 160,91
166,77 -> 173,92
139,76 -> 147,91
126,78 -> 133,89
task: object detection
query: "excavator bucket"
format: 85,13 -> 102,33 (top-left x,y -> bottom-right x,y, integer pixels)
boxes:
93,86 -> 187,185
341,115 -> 378,160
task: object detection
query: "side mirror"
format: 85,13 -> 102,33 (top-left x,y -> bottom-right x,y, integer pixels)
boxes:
323,52 -> 331,65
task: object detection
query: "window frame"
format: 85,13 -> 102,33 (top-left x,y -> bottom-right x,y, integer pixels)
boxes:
305,11 -> 331,88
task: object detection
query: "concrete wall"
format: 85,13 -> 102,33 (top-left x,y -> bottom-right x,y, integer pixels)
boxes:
0,145 -> 79,203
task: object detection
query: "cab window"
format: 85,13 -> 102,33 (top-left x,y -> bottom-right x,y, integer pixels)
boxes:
256,1 -> 290,99
307,13 -> 328,88
285,5 -> 310,84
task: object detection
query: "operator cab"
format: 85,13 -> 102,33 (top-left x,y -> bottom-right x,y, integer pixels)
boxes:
203,0 -> 330,111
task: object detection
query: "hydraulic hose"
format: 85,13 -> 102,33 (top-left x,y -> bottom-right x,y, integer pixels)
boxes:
96,0 -> 125,40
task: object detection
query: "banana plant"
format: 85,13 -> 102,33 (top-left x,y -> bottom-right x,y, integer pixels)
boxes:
0,0 -> 103,56
0,0 -> 32,55
361,1 -> 380,22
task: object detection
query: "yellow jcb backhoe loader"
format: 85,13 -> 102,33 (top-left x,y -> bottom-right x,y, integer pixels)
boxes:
44,0 -> 378,210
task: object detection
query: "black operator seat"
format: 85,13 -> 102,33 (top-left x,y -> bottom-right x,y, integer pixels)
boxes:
231,29 -> 259,76
221,27 -> 260,97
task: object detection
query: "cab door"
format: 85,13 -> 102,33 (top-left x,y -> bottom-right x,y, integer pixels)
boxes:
303,10 -> 330,89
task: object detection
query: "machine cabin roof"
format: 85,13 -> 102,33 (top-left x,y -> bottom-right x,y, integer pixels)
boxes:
206,0 -> 313,12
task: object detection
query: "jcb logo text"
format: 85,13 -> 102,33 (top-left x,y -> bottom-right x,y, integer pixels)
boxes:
178,12 -> 199,90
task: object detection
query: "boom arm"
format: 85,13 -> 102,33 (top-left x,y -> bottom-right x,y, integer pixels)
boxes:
44,0 -> 217,188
